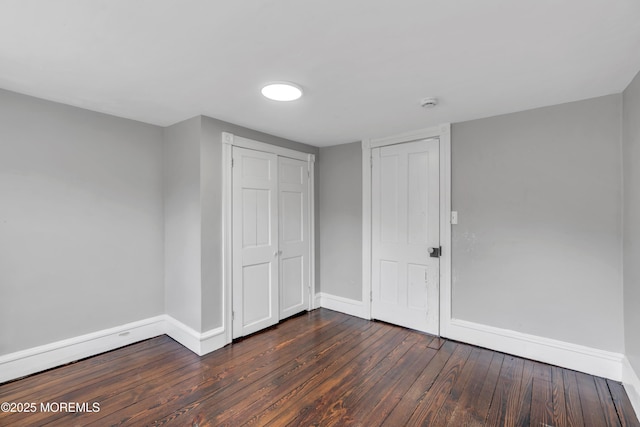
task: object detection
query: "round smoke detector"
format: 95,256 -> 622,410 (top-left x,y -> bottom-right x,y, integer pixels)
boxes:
420,97 -> 438,108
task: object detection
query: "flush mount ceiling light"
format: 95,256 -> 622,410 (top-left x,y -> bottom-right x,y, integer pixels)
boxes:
261,82 -> 303,101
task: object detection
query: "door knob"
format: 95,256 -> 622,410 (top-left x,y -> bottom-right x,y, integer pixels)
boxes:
428,247 -> 441,258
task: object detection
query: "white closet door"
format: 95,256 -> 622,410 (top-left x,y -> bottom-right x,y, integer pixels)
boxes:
232,147 -> 279,338
371,138 -> 440,334
278,156 -> 310,319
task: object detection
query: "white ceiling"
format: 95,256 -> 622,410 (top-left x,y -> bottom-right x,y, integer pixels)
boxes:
1,1 -> 639,147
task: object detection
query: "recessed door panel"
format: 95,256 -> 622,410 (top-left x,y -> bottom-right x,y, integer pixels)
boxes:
281,191 -> 303,243
242,189 -> 272,248
408,152 -> 430,246
379,260 -> 399,304
242,263 -> 272,326
242,155 -> 271,180
280,162 -> 304,185
407,263 -> 428,310
281,255 -> 304,313
255,189 -> 270,246
380,155 -> 399,244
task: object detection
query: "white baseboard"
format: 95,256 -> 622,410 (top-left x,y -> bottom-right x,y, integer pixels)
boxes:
313,293 -> 321,309
318,292 -> 370,320
623,357 -> 640,418
0,315 -> 228,384
0,316 -> 166,384
200,326 -> 228,355
164,315 -> 226,356
446,318 -> 624,381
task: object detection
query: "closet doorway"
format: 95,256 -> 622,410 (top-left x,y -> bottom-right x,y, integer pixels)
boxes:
223,133 -> 315,340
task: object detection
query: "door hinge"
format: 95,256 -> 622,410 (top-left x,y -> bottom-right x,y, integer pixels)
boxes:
370,290 -> 373,301
232,311 -> 235,320
231,158 -> 235,168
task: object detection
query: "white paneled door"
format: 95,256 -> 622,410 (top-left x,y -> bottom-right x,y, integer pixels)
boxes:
232,147 -> 279,338
232,146 -> 311,339
278,156 -> 310,320
371,138 -> 440,334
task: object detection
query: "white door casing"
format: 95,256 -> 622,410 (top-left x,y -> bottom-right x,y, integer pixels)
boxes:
278,156 -> 310,319
371,138 -> 441,334
232,147 -> 279,338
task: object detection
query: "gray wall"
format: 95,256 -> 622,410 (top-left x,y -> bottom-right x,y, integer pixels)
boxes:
0,89 -> 164,355
319,142 -> 363,301
200,118 -> 222,332
452,94 -> 624,352
624,70 -> 640,372
164,117 -> 203,331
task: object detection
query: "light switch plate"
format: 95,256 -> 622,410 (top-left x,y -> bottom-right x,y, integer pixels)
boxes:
451,211 -> 458,225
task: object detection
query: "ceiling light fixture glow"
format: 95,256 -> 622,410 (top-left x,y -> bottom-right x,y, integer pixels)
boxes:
261,82 -> 303,101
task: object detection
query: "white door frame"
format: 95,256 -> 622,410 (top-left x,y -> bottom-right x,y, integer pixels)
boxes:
362,123 -> 451,336
222,132 -> 316,344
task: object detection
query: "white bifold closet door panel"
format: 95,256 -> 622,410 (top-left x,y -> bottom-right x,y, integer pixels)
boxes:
232,147 -> 279,338
232,147 -> 310,339
278,156 -> 310,320
371,138 -> 440,334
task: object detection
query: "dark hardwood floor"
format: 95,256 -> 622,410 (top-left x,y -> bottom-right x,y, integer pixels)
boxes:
1,309 -> 638,426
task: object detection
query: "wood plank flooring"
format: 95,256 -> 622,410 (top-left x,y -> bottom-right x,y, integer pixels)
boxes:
0,309 -> 638,426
